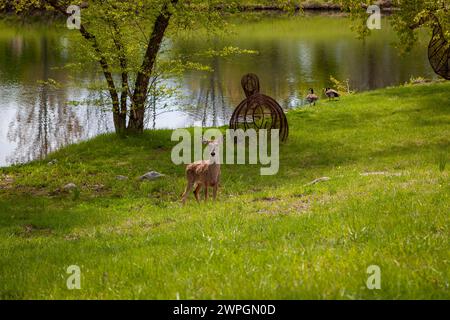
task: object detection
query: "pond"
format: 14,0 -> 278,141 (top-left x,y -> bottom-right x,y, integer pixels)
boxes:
0,12 -> 436,166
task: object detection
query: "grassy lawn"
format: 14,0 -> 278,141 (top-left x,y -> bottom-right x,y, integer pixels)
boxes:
0,82 -> 449,299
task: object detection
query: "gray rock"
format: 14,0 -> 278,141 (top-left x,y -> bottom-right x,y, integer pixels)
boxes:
139,171 -> 165,181
116,175 -> 128,181
63,183 -> 77,191
47,159 -> 58,166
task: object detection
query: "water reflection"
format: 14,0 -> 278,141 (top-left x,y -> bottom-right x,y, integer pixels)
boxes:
182,57 -> 234,127
0,14 -> 436,166
176,15 -> 434,114
1,34 -> 111,165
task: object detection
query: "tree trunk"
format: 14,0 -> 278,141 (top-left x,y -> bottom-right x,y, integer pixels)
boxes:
127,104 -> 146,133
127,0 -> 178,133
112,23 -> 129,134
113,110 -> 127,133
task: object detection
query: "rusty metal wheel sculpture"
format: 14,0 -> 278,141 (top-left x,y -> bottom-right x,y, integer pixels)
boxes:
428,15 -> 450,80
241,73 -> 261,97
230,74 -> 289,141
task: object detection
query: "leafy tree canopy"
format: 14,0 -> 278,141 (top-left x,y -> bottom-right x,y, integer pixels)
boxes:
0,0 -> 296,133
337,0 -> 449,53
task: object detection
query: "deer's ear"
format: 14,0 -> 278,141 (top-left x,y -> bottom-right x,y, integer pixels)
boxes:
202,139 -> 210,145
215,135 -> 223,144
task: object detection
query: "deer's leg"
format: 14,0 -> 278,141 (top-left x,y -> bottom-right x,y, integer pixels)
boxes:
204,182 -> 209,201
181,181 -> 194,204
194,184 -> 202,203
212,184 -> 218,201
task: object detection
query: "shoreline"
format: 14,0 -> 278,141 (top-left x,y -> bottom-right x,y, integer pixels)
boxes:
0,80 -> 444,169
216,1 -> 396,12
1,1 -> 397,17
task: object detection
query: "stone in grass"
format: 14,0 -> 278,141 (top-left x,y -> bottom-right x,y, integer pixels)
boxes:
63,183 -> 77,191
47,159 -> 58,166
139,171 -> 165,181
304,177 -> 331,186
116,175 -> 128,181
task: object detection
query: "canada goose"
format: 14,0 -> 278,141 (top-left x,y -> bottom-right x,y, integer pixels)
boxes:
306,88 -> 319,106
325,88 -> 340,100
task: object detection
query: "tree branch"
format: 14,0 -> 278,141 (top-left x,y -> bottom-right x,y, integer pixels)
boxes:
131,0 -> 179,108
45,0 -> 120,115
110,20 -> 129,116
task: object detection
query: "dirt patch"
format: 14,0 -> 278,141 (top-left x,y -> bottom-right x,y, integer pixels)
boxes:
360,171 -> 403,177
90,184 -> 106,192
3,184 -> 49,196
256,196 -> 312,215
64,234 -> 81,241
291,199 -> 311,213
254,196 -> 280,202
0,174 -> 15,190
17,224 -> 53,237
292,193 -> 309,198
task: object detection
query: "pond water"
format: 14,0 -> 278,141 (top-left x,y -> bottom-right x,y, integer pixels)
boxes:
0,13 -> 436,166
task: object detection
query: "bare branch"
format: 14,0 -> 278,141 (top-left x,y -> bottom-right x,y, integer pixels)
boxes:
44,0 -> 120,114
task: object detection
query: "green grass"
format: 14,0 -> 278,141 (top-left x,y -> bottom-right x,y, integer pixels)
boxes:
0,82 -> 449,299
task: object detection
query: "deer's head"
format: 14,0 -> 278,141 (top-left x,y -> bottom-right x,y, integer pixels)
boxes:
202,136 -> 222,163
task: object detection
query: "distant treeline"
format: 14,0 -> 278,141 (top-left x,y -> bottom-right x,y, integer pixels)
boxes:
0,1 -> 396,15
218,2 -> 341,11
0,5 -> 59,17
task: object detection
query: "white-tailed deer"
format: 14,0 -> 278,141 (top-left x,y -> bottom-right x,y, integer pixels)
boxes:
181,138 -> 221,204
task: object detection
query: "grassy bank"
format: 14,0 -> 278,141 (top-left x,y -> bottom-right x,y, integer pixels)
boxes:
0,82 -> 449,299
